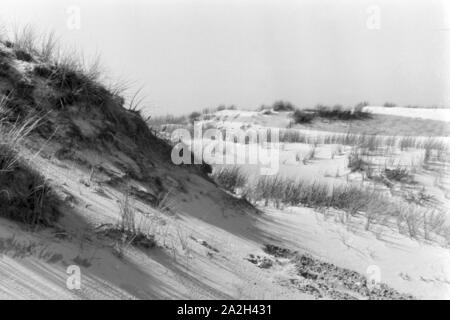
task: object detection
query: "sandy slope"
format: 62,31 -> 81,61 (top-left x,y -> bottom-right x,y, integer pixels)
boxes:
0,145 -> 312,299
1,137 -> 448,299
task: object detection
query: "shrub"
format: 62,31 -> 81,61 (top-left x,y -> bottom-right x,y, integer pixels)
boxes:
383,102 -> 396,108
314,104 -> 371,121
355,101 -> 370,109
292,109 -> 315,124
201,107 -> 211,114
0,161 -> 60,226
272,100 -> 295,112
188,111 -> 201,123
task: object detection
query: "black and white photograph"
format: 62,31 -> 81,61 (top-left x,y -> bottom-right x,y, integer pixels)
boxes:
0,0 -> 449,303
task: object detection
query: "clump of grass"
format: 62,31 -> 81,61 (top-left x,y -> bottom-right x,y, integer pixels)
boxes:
0,99 -> 60,227
355,101 -> 370,109
278,129 -> 309,143
290,104 -> 372,124
404,188 -> 435,207
118,192 -> 136,234
399,136 -> 418,151
14,49 -> 33,62
305,144 -> 317,161
359,134 -> 383,152
35,54 -> 107,108
98,192 -> 156,254
272,100 -> 295,112
0,163 -> 60,227
212,166 -> 248,192
262,109 -> 274,115
384,167 -> 414,183
188,111 -> 201,123
397,205 -> 421,238
2,26 -> 111,112
242,174 -> 447,239
253,175 -> 286,207
213,105 -> 237,111
423,210 -> 447,240
292,109 -> 315,124
245,175 -> 385,224
422,138 -> 448,154
313,104 -> 372,121
4,25 -> 184,164
347,149 -> 369,172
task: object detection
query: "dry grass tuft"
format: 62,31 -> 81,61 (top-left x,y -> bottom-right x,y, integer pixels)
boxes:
212,166 -> 248,192
0,98 -> 60,227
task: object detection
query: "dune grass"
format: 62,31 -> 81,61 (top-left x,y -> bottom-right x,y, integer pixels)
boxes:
213,164 -> 448,240
292,104 -> 372,124
0,98 -> 60,227
96,191 -> 157,258
212,166 -> 248,192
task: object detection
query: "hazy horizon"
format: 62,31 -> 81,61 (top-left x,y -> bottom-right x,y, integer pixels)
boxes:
0,0 -> 448,115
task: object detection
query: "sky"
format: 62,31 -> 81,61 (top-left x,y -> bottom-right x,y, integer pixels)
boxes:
0,0 -> 448,115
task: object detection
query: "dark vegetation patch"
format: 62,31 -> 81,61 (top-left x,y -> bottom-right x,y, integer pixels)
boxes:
383,102 -> 396,108
264,244 -> 295,258
1,91 -> 61,227
190,236 -> 220,253
272,100 -> 295,112
188,111 -> 201,123
314,104 -> 371,120
246,254 -> 274,269
292,104 -> 372,124
14,49 -> 33,62
384,167 -> 415,184
1,32 -> 214,182
97,226 -> 157,250
0,149 -> 60,227
211,166 -> 247,192
348,149 -> 370,172
292,109 -> 315,124
261,244 -> 414,300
